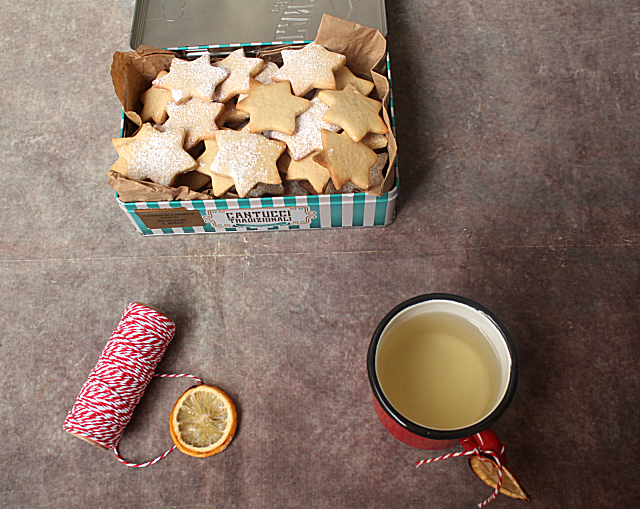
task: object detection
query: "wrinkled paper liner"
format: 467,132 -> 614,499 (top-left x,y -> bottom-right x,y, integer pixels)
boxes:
109,14 -> 397,203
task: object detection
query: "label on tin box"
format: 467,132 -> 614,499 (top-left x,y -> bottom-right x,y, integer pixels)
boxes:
134,208 -> 206,229
203,206 -> 316,228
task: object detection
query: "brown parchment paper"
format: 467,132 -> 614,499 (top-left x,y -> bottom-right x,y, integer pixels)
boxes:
109,14 -> 397,201
108,170 -> 216,202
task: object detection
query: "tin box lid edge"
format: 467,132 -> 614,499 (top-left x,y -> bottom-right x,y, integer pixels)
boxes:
129,0 -> 387,51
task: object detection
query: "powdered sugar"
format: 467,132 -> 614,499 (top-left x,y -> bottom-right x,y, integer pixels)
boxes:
213,49 -> 264,103
273,43 -> 346,96
268,98 -> 340,160
121,125 -> 196,187
153,54 -> 229,104
212,131 -> 284,197
238,61 -> 280,102
162,98 -> 223,149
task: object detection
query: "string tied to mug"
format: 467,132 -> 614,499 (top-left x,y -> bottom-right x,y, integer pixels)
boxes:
416,446 -> 504,508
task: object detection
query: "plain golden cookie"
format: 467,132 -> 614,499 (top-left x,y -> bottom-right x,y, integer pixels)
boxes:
279,150 -> 331,194
110,156 -> 130,176
324,152 -> 388,194
361,132 -> 388,150
140,71 -> 173,124
313,130 -> 378,191
237,80 -> 310,135
334,66 -> 375,96
110,137 -> 132,176
318,83 -> 388,142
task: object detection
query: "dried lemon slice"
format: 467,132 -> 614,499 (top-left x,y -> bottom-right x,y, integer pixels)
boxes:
170,385 -> 237,458
469,455 -> 531,501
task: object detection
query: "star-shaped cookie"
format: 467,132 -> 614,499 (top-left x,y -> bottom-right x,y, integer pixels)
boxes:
361,132 -> 388,150
153,54 -> 229,104
273,43 -> 346,96
195,139 -> 235,197
110,137 -> 131,176
279,150 -> 331,194
211,130 -> 285,198
238,61 -> 280,102
237,80 -> 310,135
313,130 -> 378,191
213,49 -> 264,103
140,71 -> 173,124
318,83 -> 388,142
116,124 -> 197,187
334,66 -> 375,96
324,152 -> 389,194
268,97 -> 340,160
162,98 -> 224,150
216,98 -> 250,128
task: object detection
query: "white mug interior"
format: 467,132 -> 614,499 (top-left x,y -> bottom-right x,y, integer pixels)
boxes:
375,299 -> 512,431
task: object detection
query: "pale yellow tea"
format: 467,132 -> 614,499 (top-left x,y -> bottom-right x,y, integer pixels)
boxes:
376,310 -> 502,430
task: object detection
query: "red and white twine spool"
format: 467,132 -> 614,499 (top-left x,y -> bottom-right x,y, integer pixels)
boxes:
417,447 -> 504,508
63,302 -> 202,467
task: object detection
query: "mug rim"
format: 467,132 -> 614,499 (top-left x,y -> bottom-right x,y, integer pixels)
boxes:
367,293 -> 519,440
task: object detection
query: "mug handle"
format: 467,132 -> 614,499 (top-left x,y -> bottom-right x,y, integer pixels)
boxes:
459,427 -> 507,465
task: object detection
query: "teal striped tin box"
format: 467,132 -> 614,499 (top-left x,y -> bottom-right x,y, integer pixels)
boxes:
116,188 -> 397,235
114,12 -> 397,236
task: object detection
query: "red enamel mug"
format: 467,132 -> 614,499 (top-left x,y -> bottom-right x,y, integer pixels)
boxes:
367,294 -> 518,464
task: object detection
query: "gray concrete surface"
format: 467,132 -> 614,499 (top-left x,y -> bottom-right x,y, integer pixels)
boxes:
1,1 -> 639,507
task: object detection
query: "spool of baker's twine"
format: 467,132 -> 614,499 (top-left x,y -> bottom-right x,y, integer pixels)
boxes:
416,446 -> 504,508
63,302 -> 202,468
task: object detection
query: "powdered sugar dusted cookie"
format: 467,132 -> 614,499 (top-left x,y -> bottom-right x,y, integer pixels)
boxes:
313,130 -> 378,191
195,138 -> 235,196
162,98 -> 224,150
238,61 -> 280,102
268,97 -> 340,160
334,66 -> 375,96
153,54 -> 229,105
116,124 -> 196,187
273,43 -> 346,96
237,80 -> 310,135
213,49 -> 264,103
140,71 -> 173,124
318,83 -> 388,142
212,130 -> 286,198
